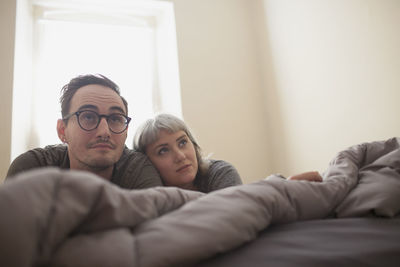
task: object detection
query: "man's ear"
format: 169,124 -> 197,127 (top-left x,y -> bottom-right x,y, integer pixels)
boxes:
57,119 -> 67,143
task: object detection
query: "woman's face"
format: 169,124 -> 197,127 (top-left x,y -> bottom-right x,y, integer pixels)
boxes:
145,130 -> 198,189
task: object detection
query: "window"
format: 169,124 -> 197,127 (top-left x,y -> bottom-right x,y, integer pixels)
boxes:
12,0 -> 182,161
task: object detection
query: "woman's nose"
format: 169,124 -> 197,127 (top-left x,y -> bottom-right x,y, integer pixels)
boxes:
174,149 -> 186,162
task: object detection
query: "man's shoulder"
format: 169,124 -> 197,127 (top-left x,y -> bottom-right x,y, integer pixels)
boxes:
112,147 -> 163,189
118,147 -> 151,166
31,144 -> 68,161
120,147 -> 147,159
14,144 -> 68,164
6,144 -> 68,179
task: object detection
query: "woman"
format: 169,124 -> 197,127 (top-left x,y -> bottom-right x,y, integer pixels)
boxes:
133,113 -> 243,192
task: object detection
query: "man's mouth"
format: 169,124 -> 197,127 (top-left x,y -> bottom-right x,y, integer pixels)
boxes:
90,142 -> 114,149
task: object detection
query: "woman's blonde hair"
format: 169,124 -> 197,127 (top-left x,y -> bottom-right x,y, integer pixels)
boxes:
133,114 -> 210,187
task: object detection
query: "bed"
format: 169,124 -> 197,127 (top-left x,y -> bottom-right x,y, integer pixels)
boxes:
0,137 -> 399,267
196,217 -> 400,267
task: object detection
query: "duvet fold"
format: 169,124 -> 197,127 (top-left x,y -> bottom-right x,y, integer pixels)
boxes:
0,137 -> 399,267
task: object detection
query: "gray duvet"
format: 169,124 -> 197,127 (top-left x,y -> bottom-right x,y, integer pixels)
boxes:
0,137 -> 399,267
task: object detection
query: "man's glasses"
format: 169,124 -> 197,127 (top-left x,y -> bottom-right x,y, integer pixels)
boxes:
63,110 -> 131,134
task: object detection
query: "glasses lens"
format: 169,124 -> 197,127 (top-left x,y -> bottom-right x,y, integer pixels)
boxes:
108,114 -> 128,133
78,111 -> 99,131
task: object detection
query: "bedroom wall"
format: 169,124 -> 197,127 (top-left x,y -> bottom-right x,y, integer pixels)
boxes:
166,0 -> 273,182
259,0 -> 400,175
0,0 -> 16,182
169,0 -> 400,178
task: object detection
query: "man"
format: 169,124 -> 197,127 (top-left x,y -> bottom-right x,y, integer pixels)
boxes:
6,74 -> 163,189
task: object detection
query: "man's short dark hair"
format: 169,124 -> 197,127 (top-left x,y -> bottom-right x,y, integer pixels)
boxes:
60,74 -> 128,120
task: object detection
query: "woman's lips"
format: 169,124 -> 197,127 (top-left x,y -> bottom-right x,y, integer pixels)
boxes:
176,164 -> 191,172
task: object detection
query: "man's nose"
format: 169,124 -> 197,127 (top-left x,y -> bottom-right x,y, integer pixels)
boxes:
96,117 -> 111,137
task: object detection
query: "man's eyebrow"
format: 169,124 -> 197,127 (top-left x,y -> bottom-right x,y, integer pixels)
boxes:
78,104 -> 98,111
77,105 -> 126,114
109,106 -> 126,114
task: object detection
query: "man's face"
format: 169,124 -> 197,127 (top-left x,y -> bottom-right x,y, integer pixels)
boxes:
58,84 -> 127,173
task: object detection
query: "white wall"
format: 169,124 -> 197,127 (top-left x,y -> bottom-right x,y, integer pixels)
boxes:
260,0 -> 400,175
169,0 -> 400,179
169,0 -> 272,182
0,0 -> 16,181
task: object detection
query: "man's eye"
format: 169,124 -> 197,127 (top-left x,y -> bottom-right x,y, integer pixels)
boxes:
109,115 -> 125,124
82,113 -> 96,121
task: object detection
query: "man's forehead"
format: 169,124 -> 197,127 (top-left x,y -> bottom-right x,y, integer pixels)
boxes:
70,84 -> 126,113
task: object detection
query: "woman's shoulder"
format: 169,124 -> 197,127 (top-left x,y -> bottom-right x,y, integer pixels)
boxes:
208,159 -> 236,172
205,159 -> 243,191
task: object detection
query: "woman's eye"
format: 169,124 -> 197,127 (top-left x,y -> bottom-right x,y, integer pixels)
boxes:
179,139 -> 188,147
157,147 -> 169,155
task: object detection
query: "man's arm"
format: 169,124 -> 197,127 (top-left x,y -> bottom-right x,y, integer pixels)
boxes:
288,171 -> 323,182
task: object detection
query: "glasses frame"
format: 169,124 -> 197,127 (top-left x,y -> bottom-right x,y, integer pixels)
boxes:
63,110 -> 131,134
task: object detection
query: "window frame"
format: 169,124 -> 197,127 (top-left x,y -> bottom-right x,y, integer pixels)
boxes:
11,0 -> 182,160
